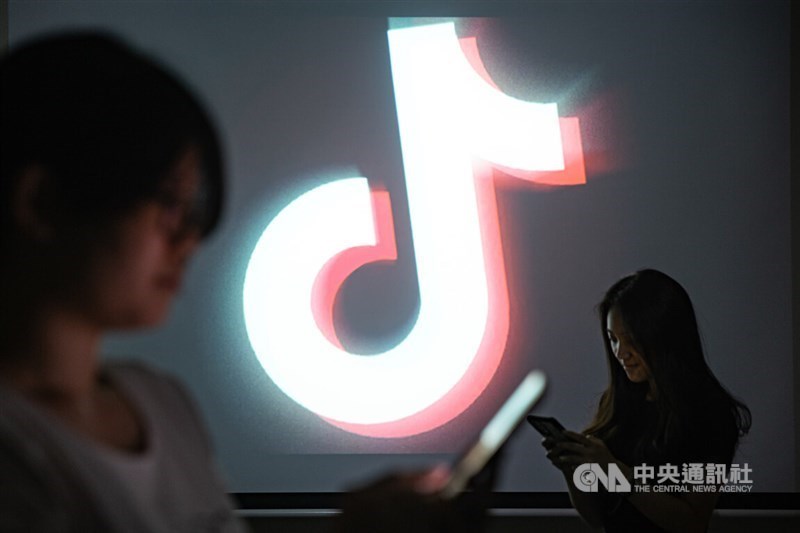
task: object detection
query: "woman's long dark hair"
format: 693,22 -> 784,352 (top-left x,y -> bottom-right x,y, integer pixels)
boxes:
585,269 -> 751,462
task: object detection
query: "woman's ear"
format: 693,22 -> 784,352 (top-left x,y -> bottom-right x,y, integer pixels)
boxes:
11,165 -> 56,241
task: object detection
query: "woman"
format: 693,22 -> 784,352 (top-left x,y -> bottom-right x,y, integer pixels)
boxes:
543,269 -> 751,532
0,32 -> 244,532
0,32 -> 483,533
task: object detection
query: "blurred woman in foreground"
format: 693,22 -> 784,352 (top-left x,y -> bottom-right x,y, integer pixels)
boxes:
0,32 -> 245,532
0,31 -> 488,533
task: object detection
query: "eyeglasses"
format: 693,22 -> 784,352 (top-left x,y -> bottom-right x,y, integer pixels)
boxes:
153,184 -> 208,239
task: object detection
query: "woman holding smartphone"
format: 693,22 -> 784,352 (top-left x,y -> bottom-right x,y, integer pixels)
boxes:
542,269 -> 750,532
0,32 -> 491,533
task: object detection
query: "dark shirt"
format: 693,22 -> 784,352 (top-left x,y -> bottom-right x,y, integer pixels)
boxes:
600,397 -> 738,532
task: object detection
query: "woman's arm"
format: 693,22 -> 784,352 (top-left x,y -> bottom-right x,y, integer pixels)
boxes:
563,470 -> 606,528
560,434 -> 718,533
618,460 -> 718,533
543,436 -> 605,528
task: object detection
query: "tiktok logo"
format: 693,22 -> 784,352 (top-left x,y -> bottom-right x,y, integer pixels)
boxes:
243,20 -> 586,437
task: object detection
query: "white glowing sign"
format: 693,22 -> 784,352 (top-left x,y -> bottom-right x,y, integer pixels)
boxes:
243,20 -> 586,437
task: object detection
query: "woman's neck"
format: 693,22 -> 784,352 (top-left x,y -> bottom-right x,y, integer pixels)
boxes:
1,306 -> 147,452
0,304 -> 102,410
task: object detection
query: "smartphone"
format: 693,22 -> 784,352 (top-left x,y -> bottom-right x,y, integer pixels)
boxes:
526,415 -> 568,442
440,371 -> 547,499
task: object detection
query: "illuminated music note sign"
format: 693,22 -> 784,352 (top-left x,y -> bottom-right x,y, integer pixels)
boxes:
243,20 -> 586,438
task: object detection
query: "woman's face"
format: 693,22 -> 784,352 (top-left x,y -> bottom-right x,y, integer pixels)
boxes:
605,306 -> 651,384
64,148 -> 205,329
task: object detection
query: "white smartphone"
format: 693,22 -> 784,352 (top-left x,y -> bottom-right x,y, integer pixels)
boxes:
440,371 -> 547,499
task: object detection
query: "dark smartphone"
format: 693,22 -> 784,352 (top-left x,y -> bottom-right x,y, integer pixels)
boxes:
526,415 -> 568,442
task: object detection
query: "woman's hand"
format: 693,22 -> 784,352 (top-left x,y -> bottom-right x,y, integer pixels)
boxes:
337,466 -> 489,533
337,469 -> 447,533
542,431 -> 619,472
541,431 -> 615,528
